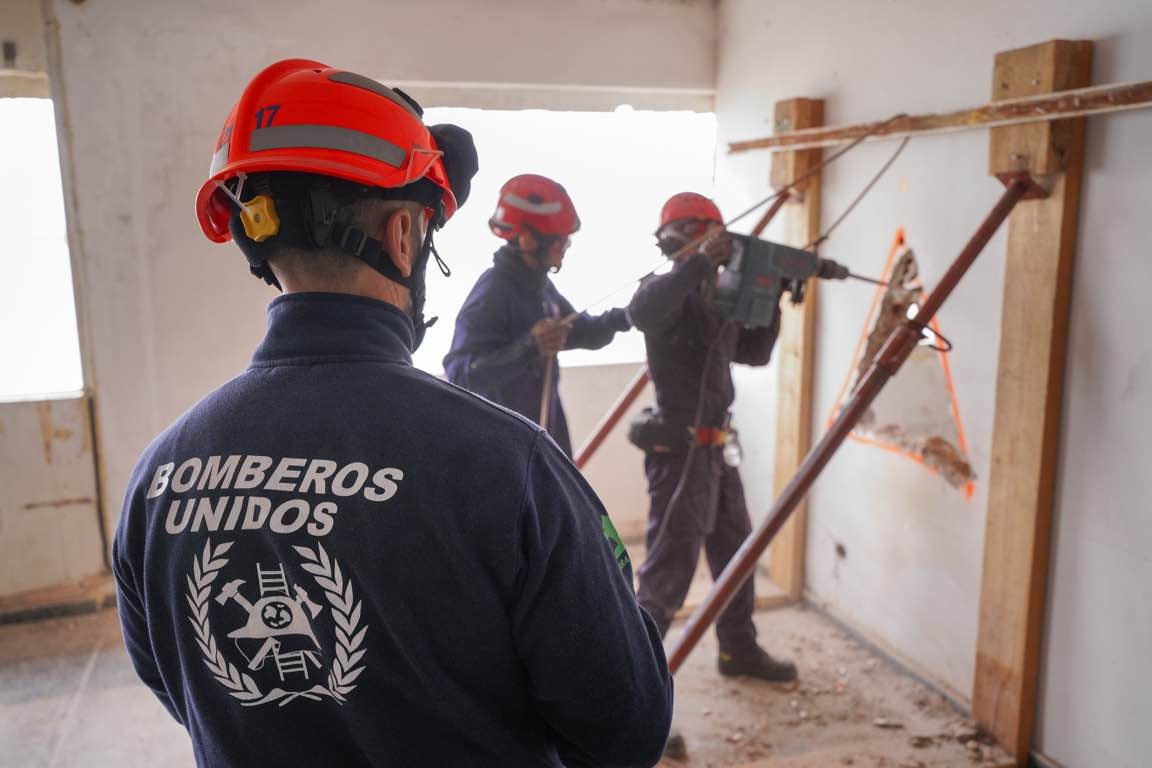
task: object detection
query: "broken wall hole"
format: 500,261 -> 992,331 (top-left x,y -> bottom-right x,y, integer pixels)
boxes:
829,228 -> 976,496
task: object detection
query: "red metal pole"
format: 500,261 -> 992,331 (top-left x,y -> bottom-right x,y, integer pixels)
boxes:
750,191 -> 791,237
666,177 -> 1034,674
574,366 -> 651,469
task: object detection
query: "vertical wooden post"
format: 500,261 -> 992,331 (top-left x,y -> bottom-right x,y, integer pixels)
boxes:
973,40 -> 1092,762
767,98 -> 824,599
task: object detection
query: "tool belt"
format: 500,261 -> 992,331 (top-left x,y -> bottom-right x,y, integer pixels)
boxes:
627,407 -> 731,454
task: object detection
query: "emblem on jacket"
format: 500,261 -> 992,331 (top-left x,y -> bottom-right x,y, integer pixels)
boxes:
186,540 -> 366,706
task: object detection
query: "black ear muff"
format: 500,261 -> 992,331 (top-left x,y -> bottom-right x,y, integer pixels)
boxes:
428,123 -> 479,210
240,195 -> 281,242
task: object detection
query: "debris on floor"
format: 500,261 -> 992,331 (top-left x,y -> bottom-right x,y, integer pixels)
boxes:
0,604 -> 1012,768
660,605 -> 1012,767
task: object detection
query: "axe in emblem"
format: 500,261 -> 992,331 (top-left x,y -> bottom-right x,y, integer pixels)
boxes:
293,585 -> 323,619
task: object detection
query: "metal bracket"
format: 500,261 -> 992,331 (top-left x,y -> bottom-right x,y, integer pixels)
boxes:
996,171 -> 1050,200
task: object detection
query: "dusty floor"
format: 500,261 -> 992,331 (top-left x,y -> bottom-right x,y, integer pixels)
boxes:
0,610 -> 191,768
661,605 -> 1009,767
0,604 -> 1007,768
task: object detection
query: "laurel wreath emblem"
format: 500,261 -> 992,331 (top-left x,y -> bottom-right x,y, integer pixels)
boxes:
186,539 -> 367,707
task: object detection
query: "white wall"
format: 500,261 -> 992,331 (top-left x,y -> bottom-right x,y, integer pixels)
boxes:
0,397 -> 104,597
1038,96 -> 1152,766
559,362 -> 654,540
41,0 -> 716,540
714,8 -> 1152,758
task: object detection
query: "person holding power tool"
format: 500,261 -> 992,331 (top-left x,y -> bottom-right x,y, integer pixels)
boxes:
113,60 -> 671,768
444,174 -> 632,456
629,192 -> 799,720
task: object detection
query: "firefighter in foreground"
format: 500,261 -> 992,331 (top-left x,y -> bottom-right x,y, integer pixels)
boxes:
112,59 -> 671,768
628,193 -> 800,687
443,174 -> 632,455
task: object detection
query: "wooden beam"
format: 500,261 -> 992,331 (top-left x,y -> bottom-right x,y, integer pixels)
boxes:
728,78 -> 1146,154
766,98 -> 823,600
972,40 -> 1092,763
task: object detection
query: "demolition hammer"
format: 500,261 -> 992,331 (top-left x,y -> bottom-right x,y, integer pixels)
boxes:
714,233 -> 884,327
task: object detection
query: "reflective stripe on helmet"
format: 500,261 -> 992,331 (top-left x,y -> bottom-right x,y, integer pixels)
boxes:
502,192 -> 563,215
249,124 -> 406,167
209,142 -> 230,176
328,71 -> 423,119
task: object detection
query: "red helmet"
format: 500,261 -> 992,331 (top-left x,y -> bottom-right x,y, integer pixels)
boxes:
489,174 -> 580,239
196,59 -> 458,243
657,192 -> 723,235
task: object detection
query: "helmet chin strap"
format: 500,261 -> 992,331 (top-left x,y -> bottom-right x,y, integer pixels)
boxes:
407,215 -> 450,352
306,188 -> 448,352
522,228 -> 565,274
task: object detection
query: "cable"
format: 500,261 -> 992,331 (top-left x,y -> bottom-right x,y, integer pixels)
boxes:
576,113 -> 911,315
806,136 -> 911,250
643,320 -> 733,568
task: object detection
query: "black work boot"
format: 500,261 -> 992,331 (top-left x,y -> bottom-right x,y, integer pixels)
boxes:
718,646 -> 798,682
662,730 -> 688,762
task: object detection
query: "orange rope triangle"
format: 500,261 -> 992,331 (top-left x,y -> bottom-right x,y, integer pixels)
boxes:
826,228 -> 976,499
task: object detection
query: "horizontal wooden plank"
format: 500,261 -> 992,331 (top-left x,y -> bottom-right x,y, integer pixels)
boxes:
729,78 -> 1147,153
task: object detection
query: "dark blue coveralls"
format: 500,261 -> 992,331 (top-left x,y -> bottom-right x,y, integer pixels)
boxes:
113,293 -> 671,768
627,253 -> 780,656
443,245 -> 631,456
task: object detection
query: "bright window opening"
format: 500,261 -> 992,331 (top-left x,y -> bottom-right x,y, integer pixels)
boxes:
0,97 -> 83,399
415,107 -> 717,373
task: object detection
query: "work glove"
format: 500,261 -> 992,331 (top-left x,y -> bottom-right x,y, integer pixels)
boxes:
696,228 -> 733,266
607,307 -> 632,333
531,317 -> 570,356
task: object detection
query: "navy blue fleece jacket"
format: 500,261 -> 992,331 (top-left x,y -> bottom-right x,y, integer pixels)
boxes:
113,293 -> 671,768
443,245 -> 631,455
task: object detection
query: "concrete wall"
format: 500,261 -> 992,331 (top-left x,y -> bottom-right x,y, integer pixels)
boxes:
1038,78 -> 1152,766
0,0 -> 45,71
714,0 -> 1152,761
41,0 -> 716,541
0,0 -> 49,96
559,362 -> 654,540
1,0 -> 100,600
0,397 -> 104,597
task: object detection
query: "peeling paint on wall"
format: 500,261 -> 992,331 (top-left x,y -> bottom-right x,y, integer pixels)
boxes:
36,401 -> 54,465
1,396 -> 105,597
830,232 -> 975,495
22,497 -> 95,511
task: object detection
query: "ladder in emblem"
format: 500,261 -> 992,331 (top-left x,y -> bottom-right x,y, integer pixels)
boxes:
257,563 -> 289,597
275,649 -> 311,680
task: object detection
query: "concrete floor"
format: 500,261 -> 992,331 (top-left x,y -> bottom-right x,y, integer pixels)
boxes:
0,604 -> 1008,768
662,606 -> 1009,767
0,610 -> 191,768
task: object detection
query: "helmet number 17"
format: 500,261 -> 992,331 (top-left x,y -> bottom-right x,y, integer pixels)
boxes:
254,105 -> 281,129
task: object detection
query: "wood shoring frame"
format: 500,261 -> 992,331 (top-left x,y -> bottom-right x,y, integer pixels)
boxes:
764,98 -> 824,600
729,79 -> 1150,154
972,39 -> 1092,764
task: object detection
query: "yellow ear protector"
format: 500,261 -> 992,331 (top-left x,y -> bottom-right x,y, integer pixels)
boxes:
238,195 -> 280,242
216,173 -> 281,242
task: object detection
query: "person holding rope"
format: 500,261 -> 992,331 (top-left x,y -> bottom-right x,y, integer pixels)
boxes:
444,174 -> 632,456
628,192 -> 799,686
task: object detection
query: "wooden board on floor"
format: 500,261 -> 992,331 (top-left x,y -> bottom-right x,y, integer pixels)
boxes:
767,98 -> 824,600
972,39 -> 1092,763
